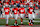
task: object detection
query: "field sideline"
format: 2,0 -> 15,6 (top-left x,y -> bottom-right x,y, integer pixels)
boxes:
0,18 -> 40,25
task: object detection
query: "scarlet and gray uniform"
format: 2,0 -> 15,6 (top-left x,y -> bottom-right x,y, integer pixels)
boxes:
28,7 -> 35,20
4,7 -> 10,18
19,8 -> 25,18
4,7 -> 10,24
12,8 -> 18,20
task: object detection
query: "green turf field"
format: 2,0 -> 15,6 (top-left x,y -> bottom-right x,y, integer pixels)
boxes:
0,18 -> 40,25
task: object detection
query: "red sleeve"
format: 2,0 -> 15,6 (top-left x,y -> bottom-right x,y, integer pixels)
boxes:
17,8 -> 18,11
31,8 -> 34,11
8,0 -> 10,2
24,8 -> 25,13
8,7 -> 10,9
34,4 -> 35,6
12,8 -> 14,11
4,8 -> 5,11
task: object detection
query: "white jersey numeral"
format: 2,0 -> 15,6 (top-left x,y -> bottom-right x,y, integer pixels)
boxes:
21,10 -> 24,12
5,9 -> 8,12
30,9 -> 33,12
14,10 -> 16,13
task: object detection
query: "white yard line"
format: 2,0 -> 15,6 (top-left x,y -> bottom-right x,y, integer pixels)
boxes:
23,20 -> 40,22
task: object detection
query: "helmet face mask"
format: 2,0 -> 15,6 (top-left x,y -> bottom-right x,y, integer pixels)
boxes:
20,4 -> 23,8
5,4 -> 8,8
30,6 -> 33,8
14,5 -> 17,8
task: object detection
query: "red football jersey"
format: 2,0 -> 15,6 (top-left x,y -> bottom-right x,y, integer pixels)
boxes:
0,1 -> 1,3
4,2 -> 9,5
5,0 -> 10,2
19,8 -> 25,14
16,1 -> 20,3
4,7 -> 10,15
11,1 -> 15,5
22,3 -> 25,5
28,7 -> 34,14
38,1 -> 40,5
20,3 -> 25,5
12,8 -> 18,14
35,6 -> 38,9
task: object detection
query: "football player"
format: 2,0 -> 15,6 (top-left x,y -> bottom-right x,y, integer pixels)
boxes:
12,5 -> 18,26
4,5 -> 10,26
28,6 -> 35,26
19,4 -> 25,25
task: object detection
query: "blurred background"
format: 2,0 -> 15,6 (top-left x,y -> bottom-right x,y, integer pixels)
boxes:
0,0 -> 40,26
